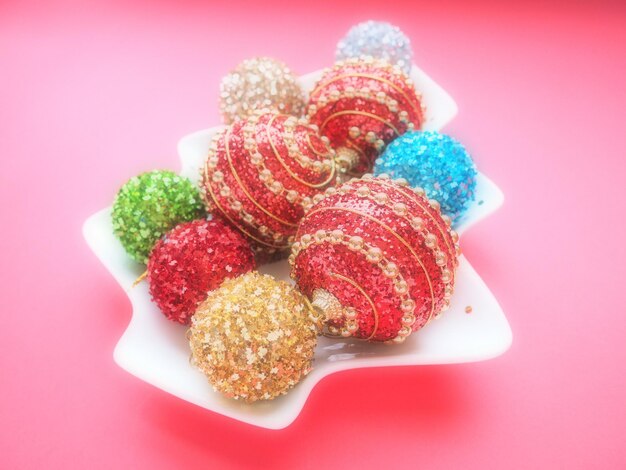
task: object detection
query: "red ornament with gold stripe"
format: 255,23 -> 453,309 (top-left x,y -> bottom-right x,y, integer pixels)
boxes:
201,110 -> 337,259
306,57 -> 425,177
289,175 -> 459,343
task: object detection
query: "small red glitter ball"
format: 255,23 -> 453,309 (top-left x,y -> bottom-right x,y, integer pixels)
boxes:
147,218 -> 256,324
306,57 -> 424,176
201,110 -> 337,259
289,175 -> 459,343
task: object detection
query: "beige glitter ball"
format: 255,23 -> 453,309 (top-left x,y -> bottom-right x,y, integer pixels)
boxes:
189,272 -> 319,402
219,57 -> 305,124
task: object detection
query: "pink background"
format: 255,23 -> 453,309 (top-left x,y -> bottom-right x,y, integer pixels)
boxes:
2,0 -> 625,468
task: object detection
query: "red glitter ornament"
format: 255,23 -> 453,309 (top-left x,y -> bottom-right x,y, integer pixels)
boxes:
201,110 -> 337,259
306,57 -> 424,176
147,218 -> 256,325
289,175 -> 459,343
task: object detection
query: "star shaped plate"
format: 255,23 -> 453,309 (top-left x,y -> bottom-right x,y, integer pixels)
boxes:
83,65 -> 511,429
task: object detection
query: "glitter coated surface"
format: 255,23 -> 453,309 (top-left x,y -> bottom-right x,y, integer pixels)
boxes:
336,21 -> 414,75
111,170 -> 205,264
147,218 -> 256,325
307,57 -> 424,176
375,131 -> 477,223
290,175 -> 459,343
189,272 -> 318,402
219,57 -> 305,124
201,111 -> 337,259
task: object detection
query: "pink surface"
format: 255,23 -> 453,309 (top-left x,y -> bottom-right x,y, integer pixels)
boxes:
2,0 -> 625,468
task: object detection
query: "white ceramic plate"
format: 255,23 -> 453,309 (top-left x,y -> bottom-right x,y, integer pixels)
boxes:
83,65 -> 511,429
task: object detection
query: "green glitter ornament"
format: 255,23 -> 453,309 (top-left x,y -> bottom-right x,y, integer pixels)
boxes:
112,170 -> 205,263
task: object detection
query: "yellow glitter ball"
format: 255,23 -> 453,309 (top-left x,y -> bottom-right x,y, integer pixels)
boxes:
219,57 -> 305,124
189,272 -> 319,402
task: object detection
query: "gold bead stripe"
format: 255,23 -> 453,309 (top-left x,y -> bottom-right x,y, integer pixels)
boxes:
309,88 -> 402,117
375,179 -> 458,301
351,179 -> 456,288
305,132 -> 334,158
371,179 -> 457,267
319,177 -> 457,274
224,126 -> 299,228
350,184 -> 452,300
310,72 -> 422,117
242,120 -> 312,208
320,110 -> 400,135
276,118 -> 314,169
302,205 -> 435,321
329,272 -> 380,340
376,192 -> 452,322
281,118 -> 334,171
265,114 -> 336,188
203,152 -> 289,250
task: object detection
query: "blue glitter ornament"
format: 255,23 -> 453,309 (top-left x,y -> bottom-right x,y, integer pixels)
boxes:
336,21 -> 413,75
374,131 -> 477,223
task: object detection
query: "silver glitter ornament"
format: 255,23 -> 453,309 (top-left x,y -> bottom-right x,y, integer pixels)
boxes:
336,21 -> 413,75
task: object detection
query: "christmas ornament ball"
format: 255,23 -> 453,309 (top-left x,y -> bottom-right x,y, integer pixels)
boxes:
336,21 -> 413,75
201,110 -> 337,258
219,57 -> 305,124
290,175 -> 459,343
112,170 -> 205,264
147,218 -> 256,325
189,272 -> 319,402
307,57 -> 424,176
375,131 -> 477,222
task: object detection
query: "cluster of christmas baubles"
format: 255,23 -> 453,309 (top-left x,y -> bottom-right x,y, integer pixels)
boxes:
110,21 -> 478,402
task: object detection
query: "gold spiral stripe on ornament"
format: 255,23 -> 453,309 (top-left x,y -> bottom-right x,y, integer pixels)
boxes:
320,110 -> 400,136
305,132 -> 334,159
345,139 -> 365,156
225,126 -> 298,228
330,272 -> 379,340
305,206 -> 435,320
265,115 -> 336,188
372,179 -> 457,280
310,73 -> 422,117
203,152 -> 288,250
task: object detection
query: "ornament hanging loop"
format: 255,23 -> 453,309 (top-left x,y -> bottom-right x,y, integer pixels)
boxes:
305,289 -> 348,337
132,270 -> 148,287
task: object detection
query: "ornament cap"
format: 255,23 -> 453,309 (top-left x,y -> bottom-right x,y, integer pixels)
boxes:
334,147 -> 359,174
311,289 -> 344,323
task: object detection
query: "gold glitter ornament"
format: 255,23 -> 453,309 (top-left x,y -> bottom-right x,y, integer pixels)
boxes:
189,272 -> 320,402
219,57 -> 306,124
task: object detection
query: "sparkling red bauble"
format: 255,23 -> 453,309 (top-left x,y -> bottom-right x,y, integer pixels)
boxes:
289,175 -> 459,343
147,218 -> 256,325
201,110 -> 337,258
306,57 -> 424,176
